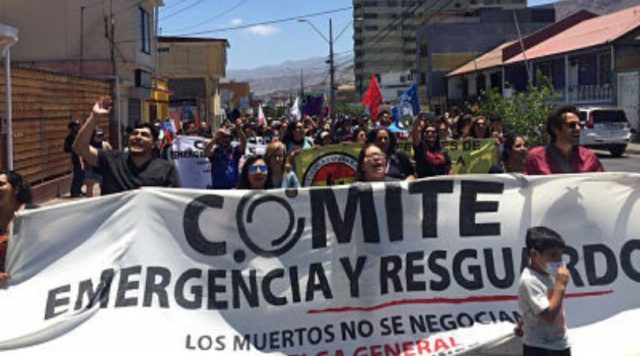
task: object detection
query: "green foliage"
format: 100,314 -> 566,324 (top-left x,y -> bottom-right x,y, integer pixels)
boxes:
477,71 -> 560,147
333,102 -> 366,117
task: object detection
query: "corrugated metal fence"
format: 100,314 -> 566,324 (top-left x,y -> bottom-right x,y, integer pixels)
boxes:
0,67 -> 111,185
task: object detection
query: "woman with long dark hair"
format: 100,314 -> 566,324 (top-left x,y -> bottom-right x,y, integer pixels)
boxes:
366,127 -> 415,180
465,115 -> 492,139
412,118 -> 451,178
491,133 -> 528,173
237,155 -> 271,190
0,170 -> 35,286
356,143 -> 393,182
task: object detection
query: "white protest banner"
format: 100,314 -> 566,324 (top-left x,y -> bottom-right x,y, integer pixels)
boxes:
245,136 -> 268,156
1,173 -> 640,355
168,135 -> 212,189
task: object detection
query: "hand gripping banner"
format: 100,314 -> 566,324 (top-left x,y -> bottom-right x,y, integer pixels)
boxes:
1,173 -> 640,355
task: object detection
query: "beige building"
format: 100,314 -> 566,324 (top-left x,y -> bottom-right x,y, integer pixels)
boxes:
353,0 -> 526,96
0,0 -> 163,140
157,36 -> 229,128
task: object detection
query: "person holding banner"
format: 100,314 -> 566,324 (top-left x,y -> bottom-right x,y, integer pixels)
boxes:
518,226 -> 571,356
492,134 -> 528,173
74,97 -> 181,195
412,118 -> 451,178
265,142 -> 300,189
204,123 -> 247,190
523,105 -> 604,175
366,127 -> 415,180
356,143 -> 396,182
0,170 -> 35,287
237,155 -> 270,190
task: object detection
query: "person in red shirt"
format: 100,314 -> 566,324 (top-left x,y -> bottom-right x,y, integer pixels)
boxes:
523,105 -> 604,175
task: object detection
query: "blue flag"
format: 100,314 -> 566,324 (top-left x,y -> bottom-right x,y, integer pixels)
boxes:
397,84 -> 420,117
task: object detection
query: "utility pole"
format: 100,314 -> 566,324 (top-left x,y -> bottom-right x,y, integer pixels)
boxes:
299,68 -> 304,98
80,6 -> 85,76
329,18 -> 335,117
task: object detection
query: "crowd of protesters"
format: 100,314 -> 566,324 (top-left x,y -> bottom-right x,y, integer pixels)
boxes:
58,97 -> 605,196
0,98 -> 606,287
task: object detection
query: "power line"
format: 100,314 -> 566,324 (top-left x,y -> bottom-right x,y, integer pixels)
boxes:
114,6 -> 353,44
169,0 -> 253,32
160,0 -> 212,20
373,0 -> 453,78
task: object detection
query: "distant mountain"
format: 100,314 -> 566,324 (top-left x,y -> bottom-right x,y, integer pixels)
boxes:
553,0 -> 640,19
226,53 -> 354,97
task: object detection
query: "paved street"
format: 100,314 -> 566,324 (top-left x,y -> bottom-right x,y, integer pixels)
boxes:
597,151 -> 640,173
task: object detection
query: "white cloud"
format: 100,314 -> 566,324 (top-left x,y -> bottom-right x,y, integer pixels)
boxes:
245,24 -> 279,37
230,18 -> 243,26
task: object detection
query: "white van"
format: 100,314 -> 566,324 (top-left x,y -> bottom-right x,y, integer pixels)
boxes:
578,107 -> 631,157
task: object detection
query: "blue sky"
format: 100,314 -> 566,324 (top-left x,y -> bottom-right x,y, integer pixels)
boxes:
159,0 -> 559,70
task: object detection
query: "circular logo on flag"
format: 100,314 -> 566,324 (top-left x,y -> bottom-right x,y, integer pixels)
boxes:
303,153 -> 358,186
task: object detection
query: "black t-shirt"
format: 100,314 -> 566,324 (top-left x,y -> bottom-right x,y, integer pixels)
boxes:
64,132 -> 81,167
96,150 -> 181,195
414,142 -> 451,178
386,150 -> 415,180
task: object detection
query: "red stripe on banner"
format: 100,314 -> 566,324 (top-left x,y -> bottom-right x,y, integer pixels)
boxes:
307,290 -> 613,314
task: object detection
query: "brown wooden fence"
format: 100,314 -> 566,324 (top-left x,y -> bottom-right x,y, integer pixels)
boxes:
0,67 -> 112,186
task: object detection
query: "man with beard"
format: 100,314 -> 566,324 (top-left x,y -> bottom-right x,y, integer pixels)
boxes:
73,96 -> 180,195
523,105 -> 604,175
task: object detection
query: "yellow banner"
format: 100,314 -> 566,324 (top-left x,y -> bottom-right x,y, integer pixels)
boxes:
442,139 -> 498,174
294,144 -> 361,187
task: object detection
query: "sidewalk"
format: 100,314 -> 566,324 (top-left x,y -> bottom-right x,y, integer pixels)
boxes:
626,142 -> 640,154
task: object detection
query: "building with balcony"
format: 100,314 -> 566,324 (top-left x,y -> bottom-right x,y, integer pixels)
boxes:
157,36 -> 229,128
447,5 -> 640,129
352,0 -> 527,96
416,6 -> 555,111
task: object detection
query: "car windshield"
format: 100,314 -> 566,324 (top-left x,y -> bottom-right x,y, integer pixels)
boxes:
593,110 -> 627,123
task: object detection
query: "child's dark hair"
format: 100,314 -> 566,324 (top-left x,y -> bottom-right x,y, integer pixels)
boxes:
526,226 -> 566,253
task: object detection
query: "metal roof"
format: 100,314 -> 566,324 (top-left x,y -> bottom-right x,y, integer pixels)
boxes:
447,41 -> 516,77
505,5 -> 640,64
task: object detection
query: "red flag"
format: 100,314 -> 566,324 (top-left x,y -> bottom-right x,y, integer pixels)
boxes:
361,75 -> 383,121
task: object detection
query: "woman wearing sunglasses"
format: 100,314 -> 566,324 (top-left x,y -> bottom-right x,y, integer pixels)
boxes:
237,155 -> 271,190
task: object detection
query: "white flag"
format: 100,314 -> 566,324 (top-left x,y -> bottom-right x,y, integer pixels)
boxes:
258,104 -> 266,127
290,97 -> 301,121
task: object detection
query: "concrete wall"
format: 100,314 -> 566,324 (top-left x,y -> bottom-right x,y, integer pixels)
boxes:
0,0 -> 160,81
158,39 -> 228,126
417,7 -> 554,103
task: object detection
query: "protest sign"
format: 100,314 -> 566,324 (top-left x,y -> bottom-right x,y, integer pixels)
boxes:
1,174 -> 640,355
167,136 -> 212,189
294,144 -> 361,187
442,139 -> 498,174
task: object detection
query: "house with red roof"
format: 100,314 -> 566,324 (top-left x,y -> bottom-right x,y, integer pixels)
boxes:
447,5 -> 640,129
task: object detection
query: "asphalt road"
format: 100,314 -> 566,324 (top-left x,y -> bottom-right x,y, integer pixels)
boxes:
597,150 -> 640,173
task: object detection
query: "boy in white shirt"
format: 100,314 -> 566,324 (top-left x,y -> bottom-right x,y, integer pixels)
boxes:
517,226 -> 571,356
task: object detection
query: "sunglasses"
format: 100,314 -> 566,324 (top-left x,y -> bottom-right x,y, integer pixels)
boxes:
248,165 -> 268,174
365,152 -> 386,160
564,122 -> 583,129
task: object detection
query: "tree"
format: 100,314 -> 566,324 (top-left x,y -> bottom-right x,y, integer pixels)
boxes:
477,71 -> 560,147
333,102 -> 366,117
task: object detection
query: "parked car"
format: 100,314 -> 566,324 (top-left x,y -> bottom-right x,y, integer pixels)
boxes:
577,107 -> 631,157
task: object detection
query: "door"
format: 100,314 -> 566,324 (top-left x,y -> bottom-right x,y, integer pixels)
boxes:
618,72 -> 640,132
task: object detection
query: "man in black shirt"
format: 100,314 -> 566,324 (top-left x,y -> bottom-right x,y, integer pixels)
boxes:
73,96 -> 180,195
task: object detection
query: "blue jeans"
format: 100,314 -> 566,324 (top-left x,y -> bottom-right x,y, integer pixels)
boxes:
70,164 -> 84,196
